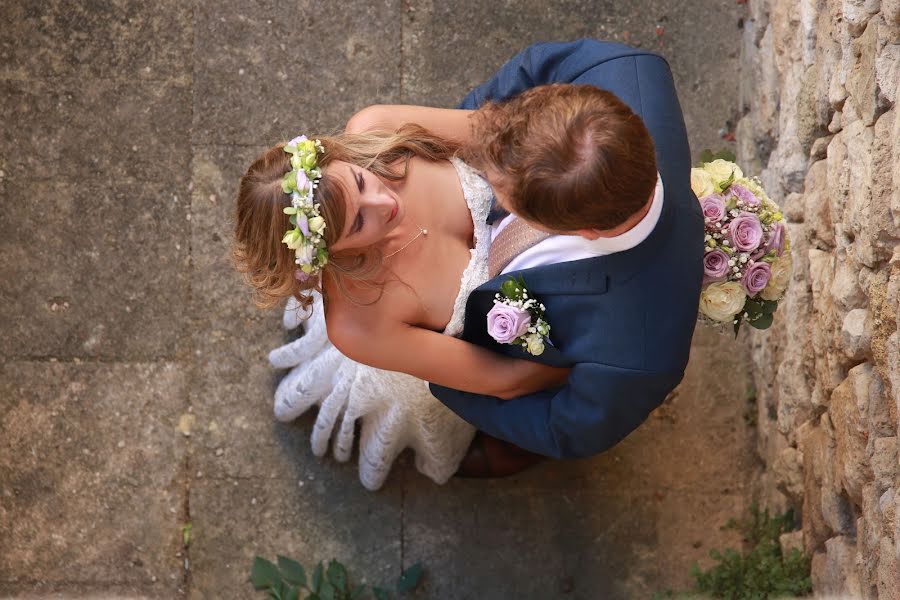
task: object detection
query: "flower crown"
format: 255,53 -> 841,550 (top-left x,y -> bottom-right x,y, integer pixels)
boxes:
280,135 -> 327,282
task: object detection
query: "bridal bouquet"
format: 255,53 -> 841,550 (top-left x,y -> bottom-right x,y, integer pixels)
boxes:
691,152 -> 792,334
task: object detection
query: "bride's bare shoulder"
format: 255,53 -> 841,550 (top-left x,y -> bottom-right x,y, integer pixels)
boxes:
323,281 -> 422,355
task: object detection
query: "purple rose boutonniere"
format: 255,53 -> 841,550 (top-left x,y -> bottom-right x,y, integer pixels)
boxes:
487,276 -> 551,356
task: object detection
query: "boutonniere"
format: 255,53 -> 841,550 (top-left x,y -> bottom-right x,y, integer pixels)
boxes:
486,275 -> 551,356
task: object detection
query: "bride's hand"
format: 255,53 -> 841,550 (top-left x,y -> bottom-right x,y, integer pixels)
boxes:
502,362 -> 571,400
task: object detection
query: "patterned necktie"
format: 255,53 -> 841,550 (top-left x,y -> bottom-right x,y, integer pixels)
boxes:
488,217 -> 551,278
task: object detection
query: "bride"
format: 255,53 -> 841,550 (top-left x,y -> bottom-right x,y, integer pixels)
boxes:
233,108 -> 568,489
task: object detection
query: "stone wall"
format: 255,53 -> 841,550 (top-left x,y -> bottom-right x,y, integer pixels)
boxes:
738,0 -> 899,597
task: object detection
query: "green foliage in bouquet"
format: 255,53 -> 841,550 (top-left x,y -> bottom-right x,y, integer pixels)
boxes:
690,504 -> 812,599
249,555 -> 423,600
699,149 -> 737,164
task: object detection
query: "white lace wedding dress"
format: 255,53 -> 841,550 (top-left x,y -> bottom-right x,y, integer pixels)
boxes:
268,158 -> 493,490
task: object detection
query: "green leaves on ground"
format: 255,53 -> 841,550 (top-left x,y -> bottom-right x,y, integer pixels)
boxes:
688,504 -> 812,599
250,556 -> 425,600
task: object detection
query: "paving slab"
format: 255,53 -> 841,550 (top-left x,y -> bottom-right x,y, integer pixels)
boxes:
0,362 -> 186,597
0,79 -> 191,186
0,0 -> 192,81
192,0 -> 403,146
187,474 -> 402,599
401,483 -> 659,599
0,176 -> 190,360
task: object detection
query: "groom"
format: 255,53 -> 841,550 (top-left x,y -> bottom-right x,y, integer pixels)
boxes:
428,39 -> 705,474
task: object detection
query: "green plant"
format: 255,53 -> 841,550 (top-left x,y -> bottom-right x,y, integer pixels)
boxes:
690,504 -> 812,599
250,555 -> 423,600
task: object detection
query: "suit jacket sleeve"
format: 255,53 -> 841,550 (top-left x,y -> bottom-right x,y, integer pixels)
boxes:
457,38 -> 657,109
431,363 -> 678,458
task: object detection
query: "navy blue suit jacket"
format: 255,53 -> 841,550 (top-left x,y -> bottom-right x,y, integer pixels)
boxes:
428,39 -> 705,459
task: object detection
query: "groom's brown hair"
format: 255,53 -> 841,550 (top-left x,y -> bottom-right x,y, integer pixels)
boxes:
466,83 -> 657,231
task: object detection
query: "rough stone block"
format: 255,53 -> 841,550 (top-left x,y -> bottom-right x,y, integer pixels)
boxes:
810,535 -> 863,597
875,42 -> 900,103
831,364 -> 878,504
773,446 -> 805,505
876,536 -> 900,598
841,308 -> 870,360
843,0 -> 883,36
847,18 -> 884,125
0,362 -> 185,596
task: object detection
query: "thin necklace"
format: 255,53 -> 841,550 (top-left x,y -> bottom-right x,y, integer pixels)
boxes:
384,223 -> 428,259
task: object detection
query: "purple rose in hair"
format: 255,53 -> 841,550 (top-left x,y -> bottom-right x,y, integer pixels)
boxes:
729,212 -> 764,252
729,184 -> 760,208
765,221 -> 786,256
741,261 -> 771,296
703,249 -> 731,284
288,135 -> 308,146
486,304 -> 531,345
701,195 -> 727,223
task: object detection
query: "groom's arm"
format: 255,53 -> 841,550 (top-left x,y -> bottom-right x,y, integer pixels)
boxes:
456,38 -> 651,109
429,363 -> 680,458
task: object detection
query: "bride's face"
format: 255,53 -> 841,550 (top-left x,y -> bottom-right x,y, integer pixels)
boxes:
327,160 -> 403,253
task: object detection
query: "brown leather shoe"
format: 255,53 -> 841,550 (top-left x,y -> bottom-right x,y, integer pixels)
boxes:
455,432 -> 545,478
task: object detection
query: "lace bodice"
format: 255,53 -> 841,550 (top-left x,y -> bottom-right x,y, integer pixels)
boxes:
442,158 -> 494,337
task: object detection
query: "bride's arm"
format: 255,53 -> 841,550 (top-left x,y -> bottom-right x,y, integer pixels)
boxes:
346,105 -> 474,144
328,315 -> 569,400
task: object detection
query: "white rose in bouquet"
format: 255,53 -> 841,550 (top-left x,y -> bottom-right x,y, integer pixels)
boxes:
761,254 -> 792,300
703,159 -> 743,189
691,168 -> 717,198
699,281 -> 746,322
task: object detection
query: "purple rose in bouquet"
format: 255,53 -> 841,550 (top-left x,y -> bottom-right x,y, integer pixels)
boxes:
729,184 -> 761,208
703,249 -> 731,284
729,212 -> 764,252
701,195 -> 727,223
741,261 -> 771,296
487,304 -> 531,344
764,221 -> 786,256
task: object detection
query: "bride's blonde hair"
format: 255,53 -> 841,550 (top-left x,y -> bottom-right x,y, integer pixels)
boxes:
234,125 -> 458,311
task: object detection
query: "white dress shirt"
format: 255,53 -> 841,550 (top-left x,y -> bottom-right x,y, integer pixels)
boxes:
491,173 -> 665,273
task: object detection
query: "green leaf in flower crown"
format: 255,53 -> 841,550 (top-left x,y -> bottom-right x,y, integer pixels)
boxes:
326,560 -> 348,592
289,214 -> 298,226
750,312 -> 774,329
251,557 -> 282,590
277,555 -> 307,588
500,278 -> 519,299
396,562 -> 424,593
